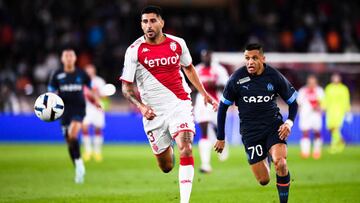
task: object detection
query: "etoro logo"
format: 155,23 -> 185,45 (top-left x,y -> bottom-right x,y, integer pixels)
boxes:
144,53 -> 179,68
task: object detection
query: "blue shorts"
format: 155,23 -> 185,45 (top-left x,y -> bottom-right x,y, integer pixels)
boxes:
242,122 -> 286,165
61,106 -> 85,126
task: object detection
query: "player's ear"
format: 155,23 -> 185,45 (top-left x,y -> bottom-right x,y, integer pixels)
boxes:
160,17 -> 164,28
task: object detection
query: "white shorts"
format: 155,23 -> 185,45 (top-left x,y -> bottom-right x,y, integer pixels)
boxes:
143,100 -> 195,155
194,94 -> 217,123
83,107 -> 105,128
299,111 -> 322,131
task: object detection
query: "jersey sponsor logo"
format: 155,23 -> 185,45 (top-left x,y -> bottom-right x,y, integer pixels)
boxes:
267,83 -> 274,91
242,84 -> 250,90
59,84 -> 82,92
170,41 -> 177,51
141,47 -> 150,53
243,94 -> 275,103
144,53 -> 179,68
237,76 -> 251,84
57,73 -> 66,80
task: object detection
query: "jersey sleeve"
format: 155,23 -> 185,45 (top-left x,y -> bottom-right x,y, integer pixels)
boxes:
83,71 -> 92,88
179,39 -> 192,67
275,71 -> 298,104
220,77 -> 236,106
47,70 -> 58,92
120,47 -> 138,83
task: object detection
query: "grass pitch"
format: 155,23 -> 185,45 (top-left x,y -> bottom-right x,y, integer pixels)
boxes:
0,144 -> 359,203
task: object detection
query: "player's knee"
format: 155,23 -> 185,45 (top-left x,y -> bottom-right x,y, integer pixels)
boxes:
274,157 -> 287,173
259,178 -> 270,186
160,163 -> 173,173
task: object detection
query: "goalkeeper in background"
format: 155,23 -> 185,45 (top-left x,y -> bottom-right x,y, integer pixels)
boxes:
322,73 -> 351,154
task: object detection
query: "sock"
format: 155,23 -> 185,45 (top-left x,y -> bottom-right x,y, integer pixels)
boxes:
68,139 -> 81,164
94,135 -> 103,154
313,137 -> 322,158
300,137 -> 311,158
179,156 -> 194,203
82,135 -> 92,154
198,138 -> 212,171
331,128 -> 342,147
276,172 -> 290,203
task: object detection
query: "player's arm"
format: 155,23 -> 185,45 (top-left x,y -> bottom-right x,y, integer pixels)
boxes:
214,79 -> 235,153
47,70 -> 59,93
84,73 -> 102,109
121,81 -> 156,120
276,72 -> 298,140
182,64 -> 218,111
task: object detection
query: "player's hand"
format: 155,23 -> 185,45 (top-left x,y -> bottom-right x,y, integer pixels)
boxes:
278,123 -> 291,140
214,140 -> 225,153
139,104 -> 156,120
203,93 -> 218,112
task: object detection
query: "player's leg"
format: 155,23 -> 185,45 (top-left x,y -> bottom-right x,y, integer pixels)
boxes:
327,113 -> 345,154
250,159 -> 271,185
81,122 -> 92,162
198,121 -> 212,173
93,127 -> 104,162
68,120 -> 86,183
313,130 -> 322,159
244,140 -> 270,185
299,114 -> 311,158
155,146 -> 174,173
175,131 -> 195,203
300,130 -> 311,158
270,143 -> 290,203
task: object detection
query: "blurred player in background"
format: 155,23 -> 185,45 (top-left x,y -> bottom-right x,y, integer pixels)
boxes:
48,49 -> 101,183
322,73 -> 351,154
82,64 -> 106,162
215,44 -> 298,203
194,49 -> 229,173
297,75 -> 324,159
120,6 -> 217,203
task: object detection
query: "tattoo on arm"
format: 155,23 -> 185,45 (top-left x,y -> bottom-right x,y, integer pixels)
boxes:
122,83 -> 142,107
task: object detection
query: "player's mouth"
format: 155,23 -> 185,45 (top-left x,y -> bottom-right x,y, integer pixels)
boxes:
247,66 -> 256,72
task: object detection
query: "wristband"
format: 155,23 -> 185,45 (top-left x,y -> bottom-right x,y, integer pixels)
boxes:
285,119 -> 294,128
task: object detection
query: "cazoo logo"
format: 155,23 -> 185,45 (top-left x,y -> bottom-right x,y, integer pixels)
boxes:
243,94 -> 274,103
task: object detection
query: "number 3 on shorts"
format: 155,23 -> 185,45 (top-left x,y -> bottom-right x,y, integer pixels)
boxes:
247,144 -> 263,160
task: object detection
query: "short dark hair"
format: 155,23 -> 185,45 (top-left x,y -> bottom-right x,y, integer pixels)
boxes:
141,5 -> 163,18
245,43 -> 264,54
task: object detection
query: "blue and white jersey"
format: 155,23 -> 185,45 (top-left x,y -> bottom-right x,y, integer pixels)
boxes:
221,64 -> 297,141
48,67 -> 91,108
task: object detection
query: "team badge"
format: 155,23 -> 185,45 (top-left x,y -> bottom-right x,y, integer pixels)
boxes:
237,76 -> 251,84
267,83 -> 274,91
170,42 -> 177,51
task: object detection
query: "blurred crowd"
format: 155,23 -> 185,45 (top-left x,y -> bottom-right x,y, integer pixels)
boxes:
1,0 -> 360,113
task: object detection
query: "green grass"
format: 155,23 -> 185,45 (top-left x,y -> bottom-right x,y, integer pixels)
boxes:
0,144 -> 359,203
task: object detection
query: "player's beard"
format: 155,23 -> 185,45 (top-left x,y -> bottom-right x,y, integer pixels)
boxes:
146,30 -> 158,40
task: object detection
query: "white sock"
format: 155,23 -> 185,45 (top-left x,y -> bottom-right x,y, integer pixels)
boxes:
199,138 -> 212,171
82,135 -> 92,154
300,137 -> 311,157
313,138 -> 322,155
179,157 -> 194,203
75,158 -> 85,172
94,135 -> 103,154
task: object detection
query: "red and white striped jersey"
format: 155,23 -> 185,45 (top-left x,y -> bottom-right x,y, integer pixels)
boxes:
120,34 -> 193,113
297,86 -> 324,115
195,62 -> 229,101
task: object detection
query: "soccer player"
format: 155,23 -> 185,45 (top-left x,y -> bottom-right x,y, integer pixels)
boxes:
120,6 -> 217,203
297,75 -> 324,159
48,49 -> 101,183
322,73 -> 350,154
214,44 -> 298,203
82,64 -> 106,162
194,49 -> 229,173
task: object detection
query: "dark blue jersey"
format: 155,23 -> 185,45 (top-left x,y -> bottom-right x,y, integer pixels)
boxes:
48,68 -> 91,108
221,64 -> 297,142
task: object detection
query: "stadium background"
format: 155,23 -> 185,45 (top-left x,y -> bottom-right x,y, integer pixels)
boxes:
1,0 -> 360,202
